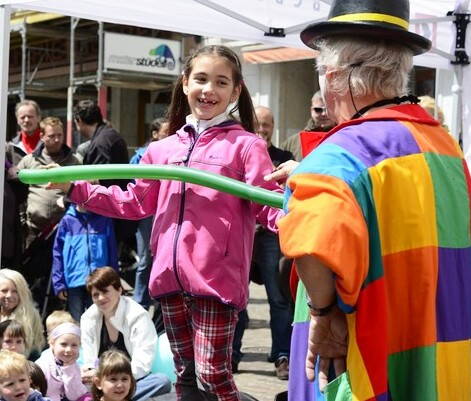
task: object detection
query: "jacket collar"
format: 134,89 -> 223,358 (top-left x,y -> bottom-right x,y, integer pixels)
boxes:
32,141 -> 73,161
321,104 -> 438,144
177,120 -> 241,140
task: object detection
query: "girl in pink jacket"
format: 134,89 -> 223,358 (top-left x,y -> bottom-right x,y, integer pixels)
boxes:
51,45 -> 283,401
35,323 -> 90,401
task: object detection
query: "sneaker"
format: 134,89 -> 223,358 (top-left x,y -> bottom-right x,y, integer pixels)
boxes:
275,356 -> 289,380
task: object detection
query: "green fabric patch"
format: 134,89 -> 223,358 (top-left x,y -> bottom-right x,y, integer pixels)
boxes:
324,372 -> 352,401
293,281 -> 310,323
425,153 -> 470,248
388,345 -> 437,401
351,170 -> 384,287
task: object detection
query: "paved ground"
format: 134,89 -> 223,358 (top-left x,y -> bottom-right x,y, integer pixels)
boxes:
154,282 -> 289,401
234,282 -> 288,401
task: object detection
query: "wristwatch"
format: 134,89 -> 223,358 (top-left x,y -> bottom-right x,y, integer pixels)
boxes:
307,299 -> 337,316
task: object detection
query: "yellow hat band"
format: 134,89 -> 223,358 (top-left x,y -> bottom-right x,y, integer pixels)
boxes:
329,13 -> 409,30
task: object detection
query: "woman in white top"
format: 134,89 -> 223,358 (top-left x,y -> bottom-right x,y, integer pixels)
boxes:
80,267 -> 170,401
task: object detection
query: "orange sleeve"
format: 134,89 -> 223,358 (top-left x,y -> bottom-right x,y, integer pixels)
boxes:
277,173 -> 369,306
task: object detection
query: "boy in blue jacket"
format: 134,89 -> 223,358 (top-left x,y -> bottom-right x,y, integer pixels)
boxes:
52,204 -> 118,321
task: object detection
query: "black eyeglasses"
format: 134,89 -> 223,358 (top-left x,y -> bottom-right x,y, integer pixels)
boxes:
313,107 -> 326,113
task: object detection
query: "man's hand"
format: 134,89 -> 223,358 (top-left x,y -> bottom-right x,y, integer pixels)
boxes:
58,291 -> 68,301
307,307 -> 347,391
81,367 -> 97,384
46,181 -> 72,192
264,160 -> 299,184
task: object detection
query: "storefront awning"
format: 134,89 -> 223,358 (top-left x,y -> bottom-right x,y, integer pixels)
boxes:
243,47 -> 317,64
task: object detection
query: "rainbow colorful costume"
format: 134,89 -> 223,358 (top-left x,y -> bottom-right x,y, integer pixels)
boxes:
278,104 -> 471,401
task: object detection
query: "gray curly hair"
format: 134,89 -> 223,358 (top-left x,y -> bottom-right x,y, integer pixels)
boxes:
316,36 -> 413,99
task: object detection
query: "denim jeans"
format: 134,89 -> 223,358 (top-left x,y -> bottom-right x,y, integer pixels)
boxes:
254,229 -> 293,361
134,216 -> 153,308
232,309 -> 249,364
68,286 -> 92,322
133,372 -> 171,401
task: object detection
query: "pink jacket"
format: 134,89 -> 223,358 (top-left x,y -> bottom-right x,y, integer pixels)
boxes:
35,348 -> 89,401
70,122 -> 283,310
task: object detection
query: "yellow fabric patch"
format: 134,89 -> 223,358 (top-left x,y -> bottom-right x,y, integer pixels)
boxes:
369,154 -> 438,255
436,340 -> 471,400
346,314 -> 375,401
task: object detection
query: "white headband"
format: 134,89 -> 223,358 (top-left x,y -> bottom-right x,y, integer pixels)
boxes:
50,322 -> 81,341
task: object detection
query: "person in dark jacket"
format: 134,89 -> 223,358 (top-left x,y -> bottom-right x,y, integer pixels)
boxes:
52,204 -> 118,321
73,100 -> 135,245
6,100 -> 42,167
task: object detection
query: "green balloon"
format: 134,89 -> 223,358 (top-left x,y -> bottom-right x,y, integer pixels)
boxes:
18,164 -> 284,209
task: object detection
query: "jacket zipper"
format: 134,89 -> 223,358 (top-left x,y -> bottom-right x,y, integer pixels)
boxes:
172,128 -> 199,291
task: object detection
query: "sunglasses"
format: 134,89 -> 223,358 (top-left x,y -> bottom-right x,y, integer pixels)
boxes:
313,107 -> 326,113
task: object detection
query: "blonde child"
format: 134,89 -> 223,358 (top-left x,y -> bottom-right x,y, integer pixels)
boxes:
49,45 -> 283,400
35,323 -> 89,401
92,351 -> 135,401
0,320 -> 27,356
0,350 -> 49,401
0,269 -> 45,358
45,311 -> 76,337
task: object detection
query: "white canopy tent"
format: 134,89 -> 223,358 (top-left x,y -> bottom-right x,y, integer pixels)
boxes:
0,0 -> 470,255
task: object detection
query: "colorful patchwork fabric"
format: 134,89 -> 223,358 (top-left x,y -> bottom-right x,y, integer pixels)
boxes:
279,104 -> 471,401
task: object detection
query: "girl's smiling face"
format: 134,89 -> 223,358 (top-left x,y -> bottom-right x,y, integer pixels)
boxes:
0,280 -> 19,314
51,333 -> 80,366
183,55 -> 241,121
95,373 -> 132,401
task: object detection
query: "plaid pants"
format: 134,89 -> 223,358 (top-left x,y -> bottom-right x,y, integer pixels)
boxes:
160,294 -> 240,401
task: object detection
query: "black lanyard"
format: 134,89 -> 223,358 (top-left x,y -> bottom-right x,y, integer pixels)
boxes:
351,95 -> 419,120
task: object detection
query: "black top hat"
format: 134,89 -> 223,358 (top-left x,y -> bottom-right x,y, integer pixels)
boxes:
301,0 -> 431,55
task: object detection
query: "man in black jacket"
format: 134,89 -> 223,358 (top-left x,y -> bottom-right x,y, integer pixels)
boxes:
73,100 -> 136,244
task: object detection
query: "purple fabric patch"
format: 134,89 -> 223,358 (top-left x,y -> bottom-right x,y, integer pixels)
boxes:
377,391 -> 391,401
289,322 -> 321,401
436,247 -> 471,342
326,121 -> 421,168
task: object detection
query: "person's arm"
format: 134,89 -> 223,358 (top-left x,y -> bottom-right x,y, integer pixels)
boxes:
127,309 -> 158,379
51,221 -> 67,297
243,138 -> 284,232
295,255 -> 347,390
61,363 -> 89,400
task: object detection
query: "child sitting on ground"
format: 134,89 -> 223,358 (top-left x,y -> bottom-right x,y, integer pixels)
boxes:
0,270 -> 45,359
92,351 -> 136,401
0,322 -> 47,398
0,320 -> 27,356
44,311 -> 75,338
26,362 -> 47,397
0,350 -> 49,401
35,323 -> 89,401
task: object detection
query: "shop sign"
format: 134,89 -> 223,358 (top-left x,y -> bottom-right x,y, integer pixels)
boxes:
104,32 -> 181,76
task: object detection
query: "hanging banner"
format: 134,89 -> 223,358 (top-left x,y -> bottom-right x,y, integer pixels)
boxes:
104,32 -> 181,76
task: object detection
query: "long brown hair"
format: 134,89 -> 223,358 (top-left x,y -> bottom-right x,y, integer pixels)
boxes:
166,45 -> 256,135
92,351 -> 136,401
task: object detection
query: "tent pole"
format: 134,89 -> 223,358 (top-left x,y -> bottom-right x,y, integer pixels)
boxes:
0,5 -> 11,263
66,17 -> 79,147
20,20 -> 26,101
